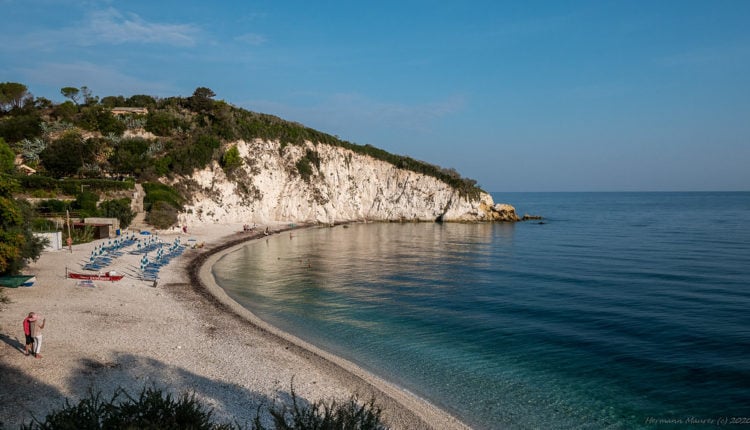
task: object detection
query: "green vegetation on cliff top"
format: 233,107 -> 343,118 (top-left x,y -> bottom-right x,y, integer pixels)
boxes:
1,83 -> 483,199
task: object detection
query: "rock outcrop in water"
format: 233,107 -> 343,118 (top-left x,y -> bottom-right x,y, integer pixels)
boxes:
176,139 -> 519,225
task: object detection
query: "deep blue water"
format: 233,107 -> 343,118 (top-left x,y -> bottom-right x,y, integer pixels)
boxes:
212,192 -> 750,429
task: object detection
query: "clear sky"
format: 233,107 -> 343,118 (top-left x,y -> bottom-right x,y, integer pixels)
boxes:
2,0 -> 749,192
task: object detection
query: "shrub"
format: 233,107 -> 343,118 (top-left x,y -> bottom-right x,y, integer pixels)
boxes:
76,106 -> 126,136
71,225 -> 96,244
99,198 -> 135,229
142,182 -> 183,212
166,134 -> 220,175
19,388 -> 235,430
109,137 -> 150,175
0,175 -> 47,276
52,101 -> 77,121
31,218 -> 57,232
304,149 -> 320,170
151,155 -> 172,176
295,158 -> 313,182
146,201 -> 178,229
0,113 -> 42,143
19,386 -> 388,430
267,387 -> 387,430
0,137 -> 14,173
72,190 -> 99,217
221,145 -> 242,172
145,110 -> 182,136
39,131 -> 91,177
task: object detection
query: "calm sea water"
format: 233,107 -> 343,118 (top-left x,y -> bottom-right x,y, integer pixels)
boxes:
212,192 -> 750,429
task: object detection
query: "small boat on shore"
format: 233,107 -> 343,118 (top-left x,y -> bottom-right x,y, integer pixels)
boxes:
0,275 -> 36,288
68,271 -> 124,281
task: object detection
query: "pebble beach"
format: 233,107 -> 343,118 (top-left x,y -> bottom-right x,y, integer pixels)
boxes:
0,223 -> 468,429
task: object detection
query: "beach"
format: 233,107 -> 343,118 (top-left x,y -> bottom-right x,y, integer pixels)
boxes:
0,223 -> 468,429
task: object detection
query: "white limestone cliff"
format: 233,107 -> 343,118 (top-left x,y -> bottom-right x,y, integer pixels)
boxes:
175,139 -> 518,225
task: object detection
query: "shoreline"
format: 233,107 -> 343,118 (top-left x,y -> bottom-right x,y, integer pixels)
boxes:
0,223 -> 469,429
193,225 -> 470,430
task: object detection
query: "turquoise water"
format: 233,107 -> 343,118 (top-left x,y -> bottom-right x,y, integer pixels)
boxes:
212,192 -> 750,429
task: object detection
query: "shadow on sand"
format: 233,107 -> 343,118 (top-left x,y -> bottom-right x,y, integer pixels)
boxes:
0,350 -> 310,428
0,332 -> 27,354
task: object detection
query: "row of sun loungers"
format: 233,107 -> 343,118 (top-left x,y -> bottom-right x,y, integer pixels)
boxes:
81,235 -> 140,271
139,240 -> 186,281
79,235 -> 186,282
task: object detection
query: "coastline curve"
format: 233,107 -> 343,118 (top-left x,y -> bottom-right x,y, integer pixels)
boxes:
189,226 -> 471,430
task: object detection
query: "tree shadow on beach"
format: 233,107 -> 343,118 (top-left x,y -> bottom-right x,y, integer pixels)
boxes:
36,352 -> 312,428
0,361 -> 67,428
1,343 -> 321,429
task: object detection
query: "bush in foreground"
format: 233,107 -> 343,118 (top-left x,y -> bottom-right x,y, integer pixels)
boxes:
19,386 -> 388,430
267,386 -> 387,430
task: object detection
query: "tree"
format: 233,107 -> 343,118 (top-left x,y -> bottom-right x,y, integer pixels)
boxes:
189,87 -> 216,113
0,176 -> 46,276
126,94 -> 156,108
53,101 -> 77,121
77,105 -> 126,135
109,138 -> 150,175
100,95 -> 126,108
0,137 -> 15,173
99,198 -> 135,228
34,97 -> 54,110
0,82 -> 32,112
39,131 -> 93,177
80,86 -> 98,105
193,87 -> 215,100
0,112 -> 42,143
145,111 -> 180,136
60,87 -> 81,105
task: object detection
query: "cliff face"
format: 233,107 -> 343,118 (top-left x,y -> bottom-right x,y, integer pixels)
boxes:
177,139 -> 518,225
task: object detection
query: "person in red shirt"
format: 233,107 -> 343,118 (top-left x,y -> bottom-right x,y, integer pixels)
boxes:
29,314 -> 45,358
22,312 -> 34,356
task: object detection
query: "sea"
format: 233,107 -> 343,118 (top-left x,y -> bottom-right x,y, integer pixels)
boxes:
211,192 -> 750,429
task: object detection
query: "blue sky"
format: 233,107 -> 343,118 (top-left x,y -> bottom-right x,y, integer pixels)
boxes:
2,0 -> 749,191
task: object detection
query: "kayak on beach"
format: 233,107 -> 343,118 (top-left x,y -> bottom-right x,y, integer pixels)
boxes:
67,271 -> 124,281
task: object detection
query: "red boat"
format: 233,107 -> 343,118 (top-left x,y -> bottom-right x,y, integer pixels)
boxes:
68,271 -> 124,281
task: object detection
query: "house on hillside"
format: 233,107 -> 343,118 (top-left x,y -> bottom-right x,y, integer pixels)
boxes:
111,107 -> 148,115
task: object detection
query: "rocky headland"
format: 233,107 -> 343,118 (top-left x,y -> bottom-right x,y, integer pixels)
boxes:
172,139 -> 519,226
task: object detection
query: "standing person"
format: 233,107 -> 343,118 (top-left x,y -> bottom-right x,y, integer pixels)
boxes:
29,314 -> 46,358
22,312 -> 34,356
